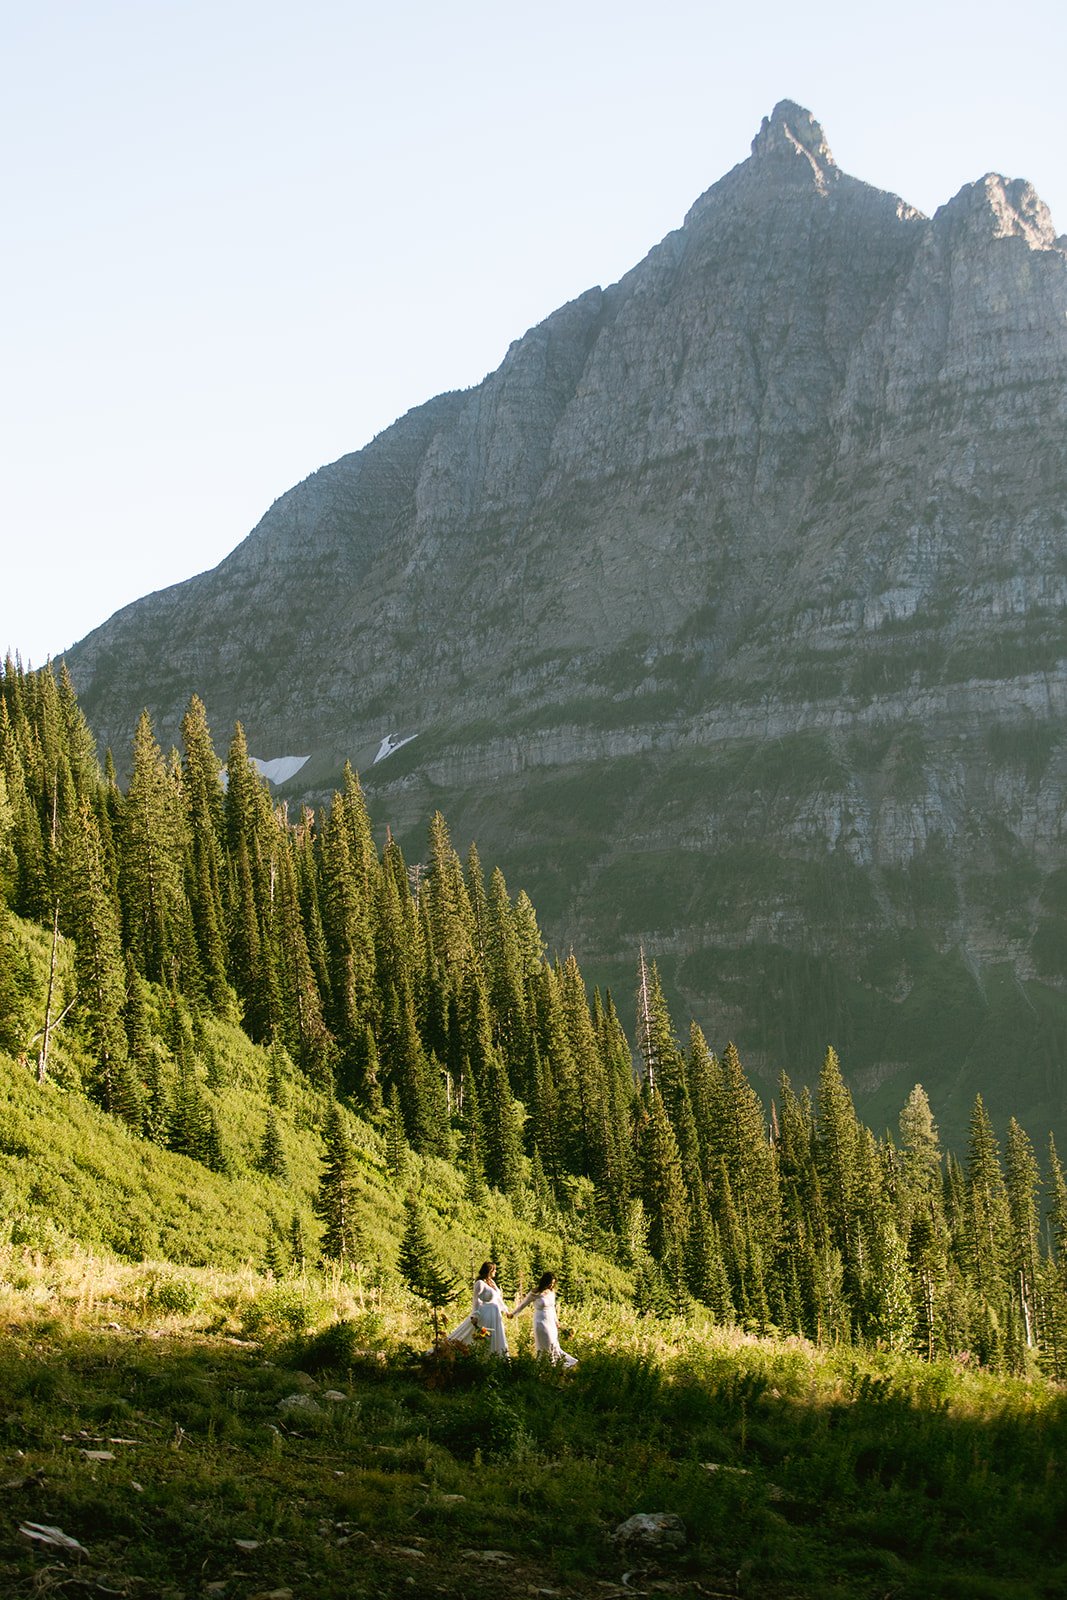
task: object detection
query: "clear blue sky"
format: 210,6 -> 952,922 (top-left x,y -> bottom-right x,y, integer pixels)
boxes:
3,0 -> 1065,667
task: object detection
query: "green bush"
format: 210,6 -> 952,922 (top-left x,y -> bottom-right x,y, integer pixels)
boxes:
289,1317 -> 362,1373
240,1282 -> 334,1339
143,1273 -> 201,1314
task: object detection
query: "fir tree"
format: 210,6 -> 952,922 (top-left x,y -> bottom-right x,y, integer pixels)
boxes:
685,1186 -> 735,1321
119,710 -> 189,987
1005,1117 -> 1041,1351
965,1095 -> 1012,1366
319,788 -> 377,1060
64,796 -> 141,1126
179,695 -> 230,1008
265,1229 -> 289,1277
709,1042 -> 778,1259
397,1196 -> 460,1343
224,724 -> 276,1039
384,1083 -> 408,1183
289,1212 -> 307,1275
636,1087 -> 689,1279
316,1102 -> 363,1268
816,1045 -> 863,1302
485,866 -> 529,1077
269,820 -> 334,1089
463,967 -> 522,1194
1043,1137 -> 1067,1379
259,1110 -> 289,1181
423,811 -> 475,990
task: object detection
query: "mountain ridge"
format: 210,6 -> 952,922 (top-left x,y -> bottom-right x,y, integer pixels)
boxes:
63,100 -> 1067,1145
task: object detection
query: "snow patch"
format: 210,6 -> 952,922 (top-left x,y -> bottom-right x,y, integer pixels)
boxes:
250,754 -> 310,786
373,733 -> 418,765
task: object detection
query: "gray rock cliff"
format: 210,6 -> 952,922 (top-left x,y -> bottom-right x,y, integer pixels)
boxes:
65,101 -> 1067,1145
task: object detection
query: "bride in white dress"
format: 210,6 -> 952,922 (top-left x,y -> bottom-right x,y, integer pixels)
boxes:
510,1271 -> 578,1368
447,1260 -> 510,1358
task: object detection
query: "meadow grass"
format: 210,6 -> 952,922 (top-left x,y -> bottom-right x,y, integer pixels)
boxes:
1,1248 -> 1065,1600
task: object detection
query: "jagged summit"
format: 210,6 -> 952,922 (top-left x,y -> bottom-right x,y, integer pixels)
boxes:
683,100 -> 847,226
750,99 -> 836,170
936,173 -> 1064,251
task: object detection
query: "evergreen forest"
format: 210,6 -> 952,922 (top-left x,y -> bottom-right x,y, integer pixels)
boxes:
3,655 -> 1067,1379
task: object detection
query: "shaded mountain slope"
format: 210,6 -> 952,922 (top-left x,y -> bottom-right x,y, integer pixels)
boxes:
64,102 -> 1067,1143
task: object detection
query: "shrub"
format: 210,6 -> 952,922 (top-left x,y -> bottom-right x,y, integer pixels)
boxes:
144,1273 -> 201,1314
240,1283 -> 333,1340
290,1317 -> 362,1374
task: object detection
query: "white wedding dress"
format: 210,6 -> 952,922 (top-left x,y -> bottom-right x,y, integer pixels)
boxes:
447,1276 -> 510,1357
512,1287 -> 577,1368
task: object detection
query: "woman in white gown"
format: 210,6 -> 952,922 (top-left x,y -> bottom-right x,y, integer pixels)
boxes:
510,1271 -> 577,1368
447,1260 -> 510,1358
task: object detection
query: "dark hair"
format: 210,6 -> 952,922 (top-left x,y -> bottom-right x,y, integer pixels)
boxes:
478,1261 -> 495,1281
535,1271 -> 556,1293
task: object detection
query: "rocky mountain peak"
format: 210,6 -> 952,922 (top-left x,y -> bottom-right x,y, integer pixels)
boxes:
936,172 -> 1063,251
749,99 -> 837,183
63,104 -> 1067,1148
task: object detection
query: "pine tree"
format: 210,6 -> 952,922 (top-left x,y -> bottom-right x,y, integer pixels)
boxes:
1,720 -> 47,919
1005,1117 -> 1041,1352
560,954 -> 626,1224
899,1084 -> 943,1216
815,1045 -> 863,1306
179,696 -> 230,1008
597,989 -> 638,1184
168,1048 -> 205,1161
224,724 -> 276,1040
512,890 -> 546,980
381,982 -> 448,1157
635,1087 -> 689,1280
869,1215 -> 917,1352
316,1102 -> 363,1268
319,787 -> 377,1064
289,1212 -> 307,1275
259,1110 -> 289,1181
384,1083 -> 408,1183
458,1059 -> 488,1202
397,1196 -> 460,1343
268,819 -> 334,1089
119,710 -> 190,987
423,811 -> 475,991
464,967 -> 522,1194
527,964 -> 580,1170
294,805 -> 333,1025
198,1103 -> 228,1173
64,796 -> 141,1126
1043,1137 -> 1067,1379
485,867 -> 529,1079
635,948 -> 678,1096
709,1041 -> 779,1260
686,1022 -> 720,1184
265,1229 -> 289,1278
55,664 -> 99,798
685,1186 -> 735,1321
266,1040 -> 290,1107
374,836 -> 418,1009
465,841 -> 488,960
965,1095 -> 1012,1366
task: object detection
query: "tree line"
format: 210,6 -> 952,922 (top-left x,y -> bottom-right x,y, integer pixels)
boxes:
2,656 -> 1067,1374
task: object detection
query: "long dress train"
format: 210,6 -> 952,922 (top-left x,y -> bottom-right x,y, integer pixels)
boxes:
447,1276 -> 510,1358
512,1287 -> 577,1368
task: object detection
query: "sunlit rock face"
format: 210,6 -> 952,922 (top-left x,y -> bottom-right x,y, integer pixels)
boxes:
65,101 -> 1067,1145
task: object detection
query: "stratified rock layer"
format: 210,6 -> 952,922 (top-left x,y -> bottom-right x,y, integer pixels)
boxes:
65,102 -> 1067,1144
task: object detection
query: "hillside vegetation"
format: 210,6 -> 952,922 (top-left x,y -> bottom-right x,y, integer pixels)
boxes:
4,657 -> 1067,1368
3,658 -> 1067,1595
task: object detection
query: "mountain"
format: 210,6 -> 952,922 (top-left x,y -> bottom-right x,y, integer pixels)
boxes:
64,101 -> 1067,1147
